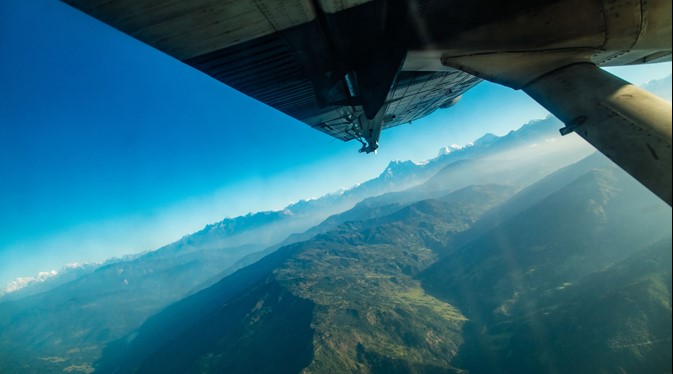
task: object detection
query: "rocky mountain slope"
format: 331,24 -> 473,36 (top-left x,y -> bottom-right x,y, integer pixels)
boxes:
95,185 -> 515,373
91,154 -> 671,373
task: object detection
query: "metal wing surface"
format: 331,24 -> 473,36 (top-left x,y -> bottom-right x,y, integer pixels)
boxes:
62,0 -> 672,204
62,0 -> 480,151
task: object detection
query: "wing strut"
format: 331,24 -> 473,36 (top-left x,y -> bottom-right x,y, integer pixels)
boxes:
523,63 -> 672,205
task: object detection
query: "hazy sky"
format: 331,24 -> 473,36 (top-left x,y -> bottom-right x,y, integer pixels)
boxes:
0,0 -> 671,284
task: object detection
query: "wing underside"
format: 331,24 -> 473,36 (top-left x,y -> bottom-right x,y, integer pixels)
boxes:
61,0 -> 672,205
63,0 -> 480,149
183,29 -> 480,142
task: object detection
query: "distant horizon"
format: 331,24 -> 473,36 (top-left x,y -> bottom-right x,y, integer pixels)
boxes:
0,0 -> 671,287
0,100 -> 656,290
1,71 -> 670,289
2,118 -> 547,292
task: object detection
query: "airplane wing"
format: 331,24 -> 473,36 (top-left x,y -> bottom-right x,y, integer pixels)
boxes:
62,0 -> 671,205
62,0 -> 480,152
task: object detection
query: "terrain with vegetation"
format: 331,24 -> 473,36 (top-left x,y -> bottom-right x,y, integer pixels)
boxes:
93,150 -> 671,373
1,98 -> 671,372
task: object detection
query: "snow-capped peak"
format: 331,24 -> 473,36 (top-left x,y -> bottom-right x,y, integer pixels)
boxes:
380,159 -> 428,179
2,262 -> 98,296
437,144 -> 464,157
3,270 -> 58,295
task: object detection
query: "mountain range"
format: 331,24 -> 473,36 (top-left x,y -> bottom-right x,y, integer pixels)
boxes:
0,74 -> 670,373
93,149 -> 671,373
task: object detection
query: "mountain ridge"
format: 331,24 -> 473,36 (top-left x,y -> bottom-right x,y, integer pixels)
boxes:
95,183 -> 514,373
91,151 -> 671,373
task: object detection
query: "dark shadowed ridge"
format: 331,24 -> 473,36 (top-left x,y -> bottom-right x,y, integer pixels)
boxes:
95,242 -> 307,373
455,151 -> 612,247
422,158 -> 670,314
420,159 -> 671,373
450,234 -> 672,373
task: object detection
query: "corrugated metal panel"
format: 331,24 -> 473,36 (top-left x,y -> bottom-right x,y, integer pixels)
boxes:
64,0 -> 482,145
382,71 -> 481,130
185,33 -> 332,123
64,0 -> 316,59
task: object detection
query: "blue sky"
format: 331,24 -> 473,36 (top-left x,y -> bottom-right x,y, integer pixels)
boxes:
0,0 -> 671,284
